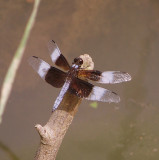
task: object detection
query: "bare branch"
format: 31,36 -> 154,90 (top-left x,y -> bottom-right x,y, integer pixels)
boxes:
34,92 -> 81,160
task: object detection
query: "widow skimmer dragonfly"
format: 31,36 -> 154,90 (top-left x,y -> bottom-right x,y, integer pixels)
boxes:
28,40 -> 131,111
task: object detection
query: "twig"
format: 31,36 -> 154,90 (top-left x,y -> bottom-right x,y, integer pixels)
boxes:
34,92 -> 82,160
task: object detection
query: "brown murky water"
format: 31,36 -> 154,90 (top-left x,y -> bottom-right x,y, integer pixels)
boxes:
0,0 -> 159,160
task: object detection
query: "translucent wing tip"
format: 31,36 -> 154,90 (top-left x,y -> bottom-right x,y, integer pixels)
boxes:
100,71 -> 132,84
28,56 -> 38,67
111,91 -> 120,103
122,72 -> 132,82
86,86 -> 121,103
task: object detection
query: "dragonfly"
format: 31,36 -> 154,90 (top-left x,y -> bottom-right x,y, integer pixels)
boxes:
28,40 -> 131,111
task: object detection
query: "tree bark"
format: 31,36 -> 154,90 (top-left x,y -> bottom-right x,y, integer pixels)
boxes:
34,92 -> 81,160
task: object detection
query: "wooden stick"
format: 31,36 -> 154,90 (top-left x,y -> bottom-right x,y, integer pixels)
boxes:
34,92 -> 81,160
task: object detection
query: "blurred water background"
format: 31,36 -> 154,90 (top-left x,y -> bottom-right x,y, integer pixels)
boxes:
0,0 -> 159,159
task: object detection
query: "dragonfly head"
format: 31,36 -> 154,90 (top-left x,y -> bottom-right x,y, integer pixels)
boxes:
72,57 -> 83,69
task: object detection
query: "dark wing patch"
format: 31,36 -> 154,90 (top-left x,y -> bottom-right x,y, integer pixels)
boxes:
68,77 -> 93,98
45,67 -> 66,88
28,56 -> 66,88
48,40 -> 70,71
77,70 -> 101,81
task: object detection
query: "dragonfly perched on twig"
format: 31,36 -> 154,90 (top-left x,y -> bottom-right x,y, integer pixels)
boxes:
28,40 -> 131,111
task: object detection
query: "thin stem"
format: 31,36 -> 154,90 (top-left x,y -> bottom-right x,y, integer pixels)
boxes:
0,0 -> 41,123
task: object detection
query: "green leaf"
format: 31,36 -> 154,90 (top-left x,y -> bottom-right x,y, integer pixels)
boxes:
90,102 -> 98,109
